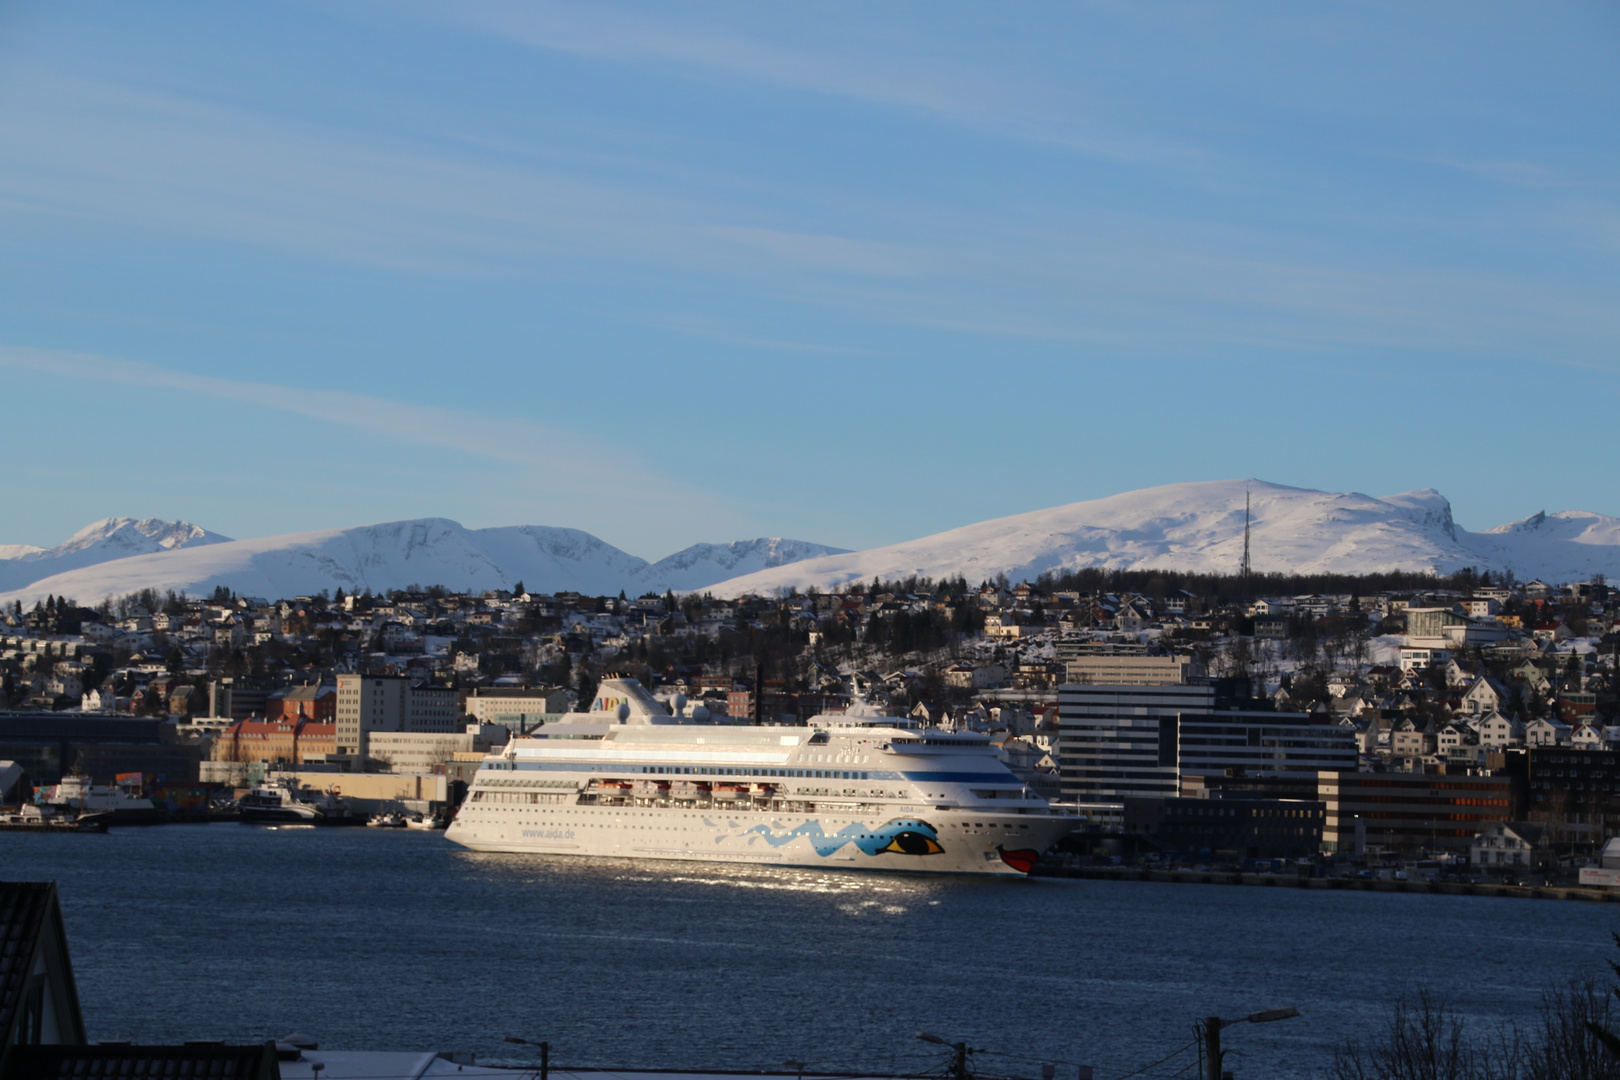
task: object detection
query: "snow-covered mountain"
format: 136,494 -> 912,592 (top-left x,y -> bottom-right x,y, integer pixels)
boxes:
637,538 -> 849,593
0,519 -> 842,606
10,481 -> 1620,608
703,479 -> 1620,597
0,518 -> 229,593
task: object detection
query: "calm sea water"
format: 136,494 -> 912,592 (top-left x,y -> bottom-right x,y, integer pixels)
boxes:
4,825 -> 1616,1080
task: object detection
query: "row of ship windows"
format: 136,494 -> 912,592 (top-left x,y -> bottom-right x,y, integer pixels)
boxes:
637,765 -> 868,780
471,792 -> 570,804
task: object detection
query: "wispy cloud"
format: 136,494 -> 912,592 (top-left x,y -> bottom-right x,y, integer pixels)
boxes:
420,1 -> 1201,166
0,344 -> 717,507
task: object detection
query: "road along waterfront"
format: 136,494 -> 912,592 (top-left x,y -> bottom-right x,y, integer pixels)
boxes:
6,824 -> 1618,1080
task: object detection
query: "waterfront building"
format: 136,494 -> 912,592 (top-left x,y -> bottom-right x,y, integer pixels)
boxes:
210,718 -> 335,765
1058,683 -> 1210,803
1058,682 -> 1356,805
0,713 -> 202,785
1123,796 -> 1326,861
1496,746 -> 1620,849
1470,821 -> 1552,872
366,724 -> 508,774
1175,711 -> 1357,780
1318,770 -> 1512,854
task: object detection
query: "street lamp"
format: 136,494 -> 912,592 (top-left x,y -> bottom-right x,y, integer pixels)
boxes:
1199,1007 -> 1298,1080
916,1032 -> 979,1080
503,1036 -> 550,1080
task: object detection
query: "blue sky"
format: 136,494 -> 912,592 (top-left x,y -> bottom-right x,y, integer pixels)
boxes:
2,1 -> 1617,557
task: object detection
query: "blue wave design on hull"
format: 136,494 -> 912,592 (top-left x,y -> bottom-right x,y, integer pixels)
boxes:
736,818 -> 943,858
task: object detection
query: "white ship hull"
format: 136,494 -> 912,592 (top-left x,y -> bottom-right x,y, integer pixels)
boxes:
446,803 -> 1074,875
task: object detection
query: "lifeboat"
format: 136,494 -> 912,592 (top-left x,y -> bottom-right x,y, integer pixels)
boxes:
711,783 -> 750,801
634,780 -> 671,798
596,780 -> 633,798
670,781 -> 709,801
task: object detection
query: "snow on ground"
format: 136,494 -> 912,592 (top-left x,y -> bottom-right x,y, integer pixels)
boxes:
1366,635 -> 1404,666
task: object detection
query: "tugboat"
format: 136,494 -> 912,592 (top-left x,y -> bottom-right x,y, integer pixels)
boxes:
238,779 -> 365,826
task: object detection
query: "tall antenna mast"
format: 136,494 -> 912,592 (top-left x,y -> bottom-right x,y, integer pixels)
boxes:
1240,488 -> 1252,586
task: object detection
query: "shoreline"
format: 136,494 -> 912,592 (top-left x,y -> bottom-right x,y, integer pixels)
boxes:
1034,864 -> 1620,902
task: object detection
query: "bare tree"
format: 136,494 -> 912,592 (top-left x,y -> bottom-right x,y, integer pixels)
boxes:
1333,980 -> 1620,1080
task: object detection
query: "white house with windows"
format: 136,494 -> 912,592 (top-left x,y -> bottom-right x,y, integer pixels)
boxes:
1471,821 -> 1551,871
1571,722 -> 1609,750
1476,711 -> 1523,750
1524,717 -> 1571,747
1461,676 -> 1510,716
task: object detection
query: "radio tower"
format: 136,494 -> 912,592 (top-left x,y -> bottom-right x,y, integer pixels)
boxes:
1239,488 -> 1252,588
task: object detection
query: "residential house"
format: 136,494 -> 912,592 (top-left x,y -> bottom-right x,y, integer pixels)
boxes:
1571,722 -> 1608,751
1460,676 -> 1510,716
1524,717 -> 1571,748
1389,717 -> 1433,758
1470,821 -> 1553,873
1476,711 -> 1523,750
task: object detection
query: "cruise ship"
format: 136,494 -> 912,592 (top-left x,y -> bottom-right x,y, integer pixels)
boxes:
445,678 -> 1079,875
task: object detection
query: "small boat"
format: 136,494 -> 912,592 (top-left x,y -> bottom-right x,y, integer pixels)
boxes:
239,780 -> 365,826
37,776 -> 167,826
367,812 -> 408,828
0,805 -> 108,833
406,814 -> 446,830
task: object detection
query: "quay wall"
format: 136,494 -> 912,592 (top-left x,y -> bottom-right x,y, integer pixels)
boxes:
1035,865 -> 1620,903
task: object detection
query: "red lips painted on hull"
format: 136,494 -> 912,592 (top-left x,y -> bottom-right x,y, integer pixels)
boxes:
997,846 -> 1039,874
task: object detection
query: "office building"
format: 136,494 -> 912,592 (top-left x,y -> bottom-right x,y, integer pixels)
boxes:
335,675 -> 459,758
1059,683 -> 1356,804
1059,683 -> 1214,802
1064,654 -> 1204,686
1318,770 -> 1512,854
1123,796 -> 1326,861
463,686 -> 571,731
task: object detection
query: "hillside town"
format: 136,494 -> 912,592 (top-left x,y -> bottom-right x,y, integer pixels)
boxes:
4,568 -> 1619,880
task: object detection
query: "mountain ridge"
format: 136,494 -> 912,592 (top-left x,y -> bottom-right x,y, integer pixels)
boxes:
701,479 -> 1620,597
0,518 -> 846,606
8,480 -> 1620,607
0,517 -> 230,594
